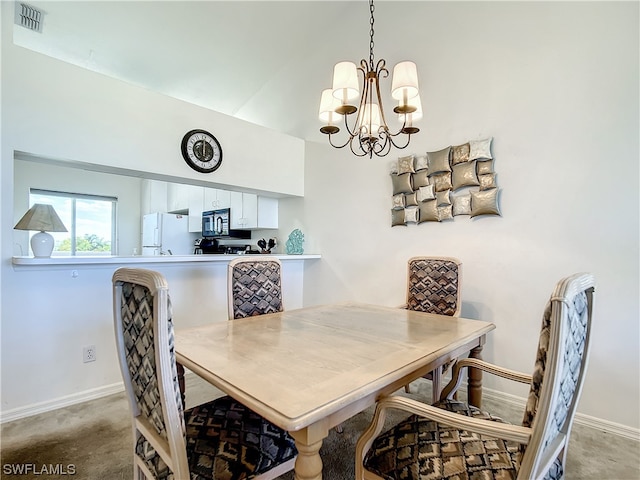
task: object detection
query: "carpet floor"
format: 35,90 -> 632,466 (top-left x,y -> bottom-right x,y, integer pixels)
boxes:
2,375 -> 638,479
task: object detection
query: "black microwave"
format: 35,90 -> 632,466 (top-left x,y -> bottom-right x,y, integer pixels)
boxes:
202,208 -> 250,239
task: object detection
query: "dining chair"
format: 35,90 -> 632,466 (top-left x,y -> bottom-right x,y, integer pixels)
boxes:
227,256 -> 347,433
112,267 -> 296,480
403,256 -> 462,400
228,257 -> 284,319
356,272 -> 595,480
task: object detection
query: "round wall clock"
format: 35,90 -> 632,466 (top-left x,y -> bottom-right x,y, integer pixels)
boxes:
181,129 -> 223,173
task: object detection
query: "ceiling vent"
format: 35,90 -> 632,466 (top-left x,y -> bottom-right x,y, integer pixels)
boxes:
15,2 -> 43,33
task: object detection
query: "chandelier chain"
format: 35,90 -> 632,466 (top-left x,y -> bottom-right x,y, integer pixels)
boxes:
369,0 -> 375,69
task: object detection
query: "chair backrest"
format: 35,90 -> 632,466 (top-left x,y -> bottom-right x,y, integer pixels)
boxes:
112,267 -> 190,479
228,257 -> 284,319
406,256 -> 462,316
518,273 -> 595,479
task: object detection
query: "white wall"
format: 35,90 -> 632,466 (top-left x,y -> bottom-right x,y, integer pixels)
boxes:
298,2 -> 639,431
3,33 -> 304,197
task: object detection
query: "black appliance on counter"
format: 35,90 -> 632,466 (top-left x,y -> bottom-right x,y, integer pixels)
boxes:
194,237 -> 219,254
194,238 -> 257,255
202,208 -> 250,240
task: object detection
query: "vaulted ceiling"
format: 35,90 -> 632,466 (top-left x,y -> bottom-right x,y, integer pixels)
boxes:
14,1 -> 429,144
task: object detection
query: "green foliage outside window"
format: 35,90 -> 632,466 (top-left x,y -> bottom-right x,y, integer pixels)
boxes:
57,234 -> 111,252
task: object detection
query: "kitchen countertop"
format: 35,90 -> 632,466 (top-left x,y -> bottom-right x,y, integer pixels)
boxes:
12,253 -> 321,267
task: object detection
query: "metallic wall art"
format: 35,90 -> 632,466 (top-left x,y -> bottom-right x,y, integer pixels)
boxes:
390,137 -> 500,226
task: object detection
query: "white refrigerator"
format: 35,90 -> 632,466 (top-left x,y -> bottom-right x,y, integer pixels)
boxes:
142,213 -> 193,256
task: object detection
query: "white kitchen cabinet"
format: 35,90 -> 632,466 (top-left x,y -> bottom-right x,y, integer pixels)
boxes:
229,192 -> 278,229
257,196 -> 279,229
230,192 -> 257,229
141,179 -> 168,215
168,183 -> 198,213
187,188 -> 204,233
203,188 -> 231,211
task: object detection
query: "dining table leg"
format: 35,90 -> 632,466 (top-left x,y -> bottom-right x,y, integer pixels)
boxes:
289,422 -> 327,480
467,344 -> 484,407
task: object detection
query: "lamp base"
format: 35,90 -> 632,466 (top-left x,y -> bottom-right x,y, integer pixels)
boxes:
31,231 -> 54,258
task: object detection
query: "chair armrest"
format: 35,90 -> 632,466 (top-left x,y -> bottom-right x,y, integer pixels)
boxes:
440,358 -> 532,401
355,395 -> 532,478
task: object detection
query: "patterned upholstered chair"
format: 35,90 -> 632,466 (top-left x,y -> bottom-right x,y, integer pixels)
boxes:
112,267 -> 296,480
403,256 -> 462,399
227,257 -> 347,433
356,273 -> 595,480
228,257 -> 284,319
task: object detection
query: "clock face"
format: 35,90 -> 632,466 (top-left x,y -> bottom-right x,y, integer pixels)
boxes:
181,129 -> 223,173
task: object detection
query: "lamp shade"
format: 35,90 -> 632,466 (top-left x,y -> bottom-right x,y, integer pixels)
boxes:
332,61 -> 359,102
391,61 -> 419,102
14,204 -> 68,232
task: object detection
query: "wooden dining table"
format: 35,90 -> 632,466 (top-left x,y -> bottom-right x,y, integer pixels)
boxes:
175,302 -> 495,480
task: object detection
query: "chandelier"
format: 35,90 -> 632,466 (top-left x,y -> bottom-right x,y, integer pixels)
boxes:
318,0 -> 422,158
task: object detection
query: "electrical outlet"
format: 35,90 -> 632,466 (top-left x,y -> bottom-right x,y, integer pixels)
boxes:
83,345 -> 96,363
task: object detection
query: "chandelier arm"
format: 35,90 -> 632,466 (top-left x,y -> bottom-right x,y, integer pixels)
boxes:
377,142 -> 392,158
375,59 -> 389,79
356,129 -> 378,158
327,132 -> 355,150
349,63 -> 369,137
358,64 -> 370,132
341,110 -> 359,139
350,138 -> 371,157
383,111 -> 419,139
356,133 -> 367,156
373,131 -> 391,157
385,126 -> 408,138
386,132 -> 413,150
373,61 -> 390,131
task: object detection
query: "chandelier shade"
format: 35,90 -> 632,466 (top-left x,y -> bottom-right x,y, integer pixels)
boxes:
332,61 -> 360,106
391,61 -> 419,105
391,62 -> 418,113
319,89 -> 343,124
318,0 -> 422,158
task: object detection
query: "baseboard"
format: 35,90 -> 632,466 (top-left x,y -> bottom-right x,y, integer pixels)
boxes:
481,387 -> 640,441
0,382 -> 125,424
572,411 -> 640,441
0,372 -> 200,424
2,379 -> 639,443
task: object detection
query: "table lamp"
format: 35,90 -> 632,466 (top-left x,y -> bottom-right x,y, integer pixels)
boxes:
14,204 -> 68,258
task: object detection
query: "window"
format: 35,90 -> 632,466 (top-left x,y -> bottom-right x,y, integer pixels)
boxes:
30,189 -> 117,256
